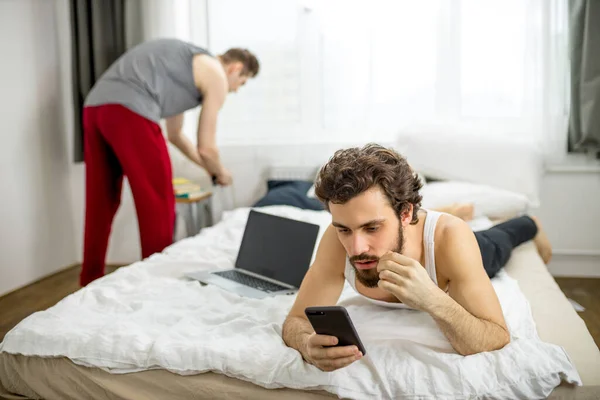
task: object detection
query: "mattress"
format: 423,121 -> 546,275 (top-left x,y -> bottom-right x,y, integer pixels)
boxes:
0,353 -> 335,400
0,353 -> 597,400
1,207 -> 598,399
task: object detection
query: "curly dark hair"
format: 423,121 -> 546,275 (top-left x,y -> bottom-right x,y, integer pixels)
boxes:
314,143 -> 423,224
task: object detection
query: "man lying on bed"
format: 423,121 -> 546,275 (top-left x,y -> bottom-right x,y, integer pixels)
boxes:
282,143 -> 552,372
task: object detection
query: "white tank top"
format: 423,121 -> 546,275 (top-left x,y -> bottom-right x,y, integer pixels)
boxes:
343,209 -> 442,309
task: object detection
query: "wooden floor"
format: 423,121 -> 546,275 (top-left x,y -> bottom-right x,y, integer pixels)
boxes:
0,265 -> 119,342
553,277 -> 600,349
1,266 -> 599,349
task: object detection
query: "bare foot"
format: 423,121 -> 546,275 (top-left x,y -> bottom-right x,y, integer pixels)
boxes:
450,203 -> 475,221
530,216 -> 552,264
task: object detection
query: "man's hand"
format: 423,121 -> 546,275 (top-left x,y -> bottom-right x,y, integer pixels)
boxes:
166,114 -> 206,169
377,251 -> 445,311
301,333 -> 362,372
215,168 -> 233,186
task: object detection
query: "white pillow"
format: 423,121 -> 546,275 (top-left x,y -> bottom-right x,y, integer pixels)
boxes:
310,177 -> 527,219
420,180 -> 529,219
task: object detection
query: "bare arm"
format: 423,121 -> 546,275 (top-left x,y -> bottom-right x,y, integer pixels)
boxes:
194,58 -> 228,179
166,113 -> 206,169
429,218 -> 510,355
283,225 -> 363,370
283,225 -> 346,350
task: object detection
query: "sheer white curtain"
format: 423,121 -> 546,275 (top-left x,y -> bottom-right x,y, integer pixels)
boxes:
311,0 -> 569,155
176,0 -> 569,156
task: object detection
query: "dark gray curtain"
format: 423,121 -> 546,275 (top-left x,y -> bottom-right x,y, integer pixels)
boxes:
70,0 -> 126,162
568,0 -> 600,159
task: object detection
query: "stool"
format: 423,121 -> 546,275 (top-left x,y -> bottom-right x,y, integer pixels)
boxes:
174,191 -> 213,239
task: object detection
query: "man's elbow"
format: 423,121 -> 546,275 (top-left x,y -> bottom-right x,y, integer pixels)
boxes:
197,146 -> 218,159
496,327 -> 511,350
485,328 -> 510,353
459,328 -> 510,356
167,131 -> 181,144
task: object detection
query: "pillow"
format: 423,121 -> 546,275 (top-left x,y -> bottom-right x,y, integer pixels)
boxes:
420,180 -> 529,219
307,168 -> 528,219
254,180 -> 325,211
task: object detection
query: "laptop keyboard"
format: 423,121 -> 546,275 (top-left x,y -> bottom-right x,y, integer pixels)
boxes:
214,270 -> 288,292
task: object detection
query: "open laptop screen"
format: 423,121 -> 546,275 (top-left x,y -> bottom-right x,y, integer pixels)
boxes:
235,210 -> 320,288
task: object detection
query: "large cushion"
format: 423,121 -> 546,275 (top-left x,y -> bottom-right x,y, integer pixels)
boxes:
254,180 -> 325,211
421,180 -> 530,219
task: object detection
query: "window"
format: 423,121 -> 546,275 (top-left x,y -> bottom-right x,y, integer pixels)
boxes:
183,0 -> 568,152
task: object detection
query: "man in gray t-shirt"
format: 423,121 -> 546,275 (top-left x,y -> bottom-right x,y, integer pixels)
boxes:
81,38 -> 259,286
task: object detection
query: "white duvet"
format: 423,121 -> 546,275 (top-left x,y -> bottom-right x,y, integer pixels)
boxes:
0,206 -> 581,399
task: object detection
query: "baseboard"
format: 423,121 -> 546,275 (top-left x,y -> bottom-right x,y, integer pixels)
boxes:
548,254 -> 600,278
77,263 -> 127,269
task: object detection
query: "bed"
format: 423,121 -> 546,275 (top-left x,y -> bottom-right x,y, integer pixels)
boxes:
0,202 -> 599,400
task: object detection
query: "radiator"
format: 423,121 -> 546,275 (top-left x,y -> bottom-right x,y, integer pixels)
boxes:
267,166 -> 318,181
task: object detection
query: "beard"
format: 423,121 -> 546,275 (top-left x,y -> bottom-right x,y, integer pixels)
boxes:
349,225 -> 405,288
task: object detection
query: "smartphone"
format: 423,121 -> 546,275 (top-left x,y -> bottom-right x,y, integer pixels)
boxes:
305,306 -> 367,356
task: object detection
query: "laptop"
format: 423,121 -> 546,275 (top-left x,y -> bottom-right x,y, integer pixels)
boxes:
185,210 -> 320,298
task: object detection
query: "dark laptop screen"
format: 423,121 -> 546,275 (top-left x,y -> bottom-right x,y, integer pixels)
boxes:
235,210 -> 320,288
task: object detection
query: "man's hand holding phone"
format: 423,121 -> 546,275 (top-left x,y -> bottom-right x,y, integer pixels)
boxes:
302,306 -> 366,372
300,333 -> 363,372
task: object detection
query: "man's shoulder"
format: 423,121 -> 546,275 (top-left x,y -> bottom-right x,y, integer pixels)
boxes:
434,214 -> 479,272
434,212 -> 470,238
192,55 -> 226,93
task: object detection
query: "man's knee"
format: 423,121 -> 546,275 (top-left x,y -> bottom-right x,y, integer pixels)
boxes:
475,230 -> 513,278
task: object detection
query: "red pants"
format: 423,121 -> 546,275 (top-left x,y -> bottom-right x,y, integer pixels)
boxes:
81,105 -> 174,286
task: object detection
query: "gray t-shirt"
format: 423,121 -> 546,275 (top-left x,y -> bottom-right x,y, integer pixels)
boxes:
85,38 -> 212,123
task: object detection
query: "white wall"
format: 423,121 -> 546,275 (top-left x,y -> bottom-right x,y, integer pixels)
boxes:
538,169 -> 600,277
0,0 -> 78,296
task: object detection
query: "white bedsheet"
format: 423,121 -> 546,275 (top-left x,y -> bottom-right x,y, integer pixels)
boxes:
0,206 -> 581,399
